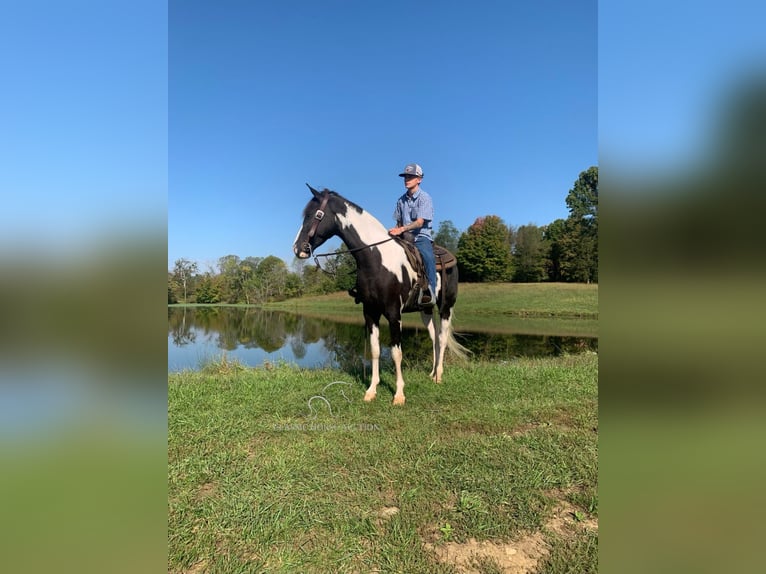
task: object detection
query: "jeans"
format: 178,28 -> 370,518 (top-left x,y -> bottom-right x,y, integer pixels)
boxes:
415,237 -> 437,294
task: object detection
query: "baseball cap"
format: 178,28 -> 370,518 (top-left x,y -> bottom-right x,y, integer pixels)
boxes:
398,163 -> 424,178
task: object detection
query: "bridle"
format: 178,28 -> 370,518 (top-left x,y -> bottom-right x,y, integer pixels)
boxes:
306,189 -> 331,244
298,189 -> 331,258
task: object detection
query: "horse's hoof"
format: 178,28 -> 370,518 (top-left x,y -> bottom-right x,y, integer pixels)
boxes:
392,395 -> 406,406
364,392 -> 376,402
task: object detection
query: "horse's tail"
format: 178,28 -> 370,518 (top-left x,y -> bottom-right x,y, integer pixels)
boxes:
444,311 -> 471,361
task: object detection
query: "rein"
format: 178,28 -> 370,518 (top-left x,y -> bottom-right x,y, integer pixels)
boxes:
311,237 -> 395,275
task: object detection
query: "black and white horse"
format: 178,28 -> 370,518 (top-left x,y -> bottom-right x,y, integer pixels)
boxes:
293,185 -> 466,405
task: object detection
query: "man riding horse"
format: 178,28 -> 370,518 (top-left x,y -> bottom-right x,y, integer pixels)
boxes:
387,163 -> 437,307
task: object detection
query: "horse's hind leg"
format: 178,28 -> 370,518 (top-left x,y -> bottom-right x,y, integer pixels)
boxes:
421,311 -> 441,382
433,311 -> 453,383
383,313 -> 406,405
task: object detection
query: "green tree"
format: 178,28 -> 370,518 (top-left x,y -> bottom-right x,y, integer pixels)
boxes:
457,215 -> 513,282
239,257 -> 263,304
559,219 -> 598,283
284,272 -> 302,300
513,224 -> 547,282
256,256 -> 289,302
217,255 -> 243,303
300,264 -> 336,295
167,275 -> 178,304
566,166 -> 598,222
433,220 -> 461,252
543,219 -> 567,281
327,245 -> 356,292
194,273 -> 221,304
171,258 -> 198,303
561,167 -> 598,283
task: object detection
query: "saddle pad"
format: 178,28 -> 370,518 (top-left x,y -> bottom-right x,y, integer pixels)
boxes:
434,245 -> 457,270
395,238 -> 457,274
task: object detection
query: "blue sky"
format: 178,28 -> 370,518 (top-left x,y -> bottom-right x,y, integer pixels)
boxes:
168,0 -> 598,270
2,1 -> 760,270
1,0 -> 167,255
599,1 -> 765,176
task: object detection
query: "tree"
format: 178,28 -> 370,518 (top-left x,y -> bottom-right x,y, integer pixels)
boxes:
194,273 -> 221,304
566,166 -> 598,223
433,220 -> 460,252
543,219 -> 567,281
561,167 -> 598,283
168,276 -> 178,304
217,255 -> 240,302
300,264 -> 336,295
559,218 -> 598,283
326,245 -> 356,292
256,256 -> 289,302
283,272 -> 302,300
457,215 -> 513,282
239,257 -> 262,305
172,258 -> 198,303
513,224 -> 548,282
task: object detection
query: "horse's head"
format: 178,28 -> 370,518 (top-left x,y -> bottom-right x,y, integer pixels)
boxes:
293,184 -> 338,259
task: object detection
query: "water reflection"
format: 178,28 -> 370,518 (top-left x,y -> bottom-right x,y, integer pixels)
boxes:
168,307 -> 597,372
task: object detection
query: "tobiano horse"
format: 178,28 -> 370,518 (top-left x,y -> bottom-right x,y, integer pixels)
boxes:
293,185 -> 467,405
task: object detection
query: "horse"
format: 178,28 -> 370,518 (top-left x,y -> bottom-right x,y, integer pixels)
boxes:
293,184 -> 467,405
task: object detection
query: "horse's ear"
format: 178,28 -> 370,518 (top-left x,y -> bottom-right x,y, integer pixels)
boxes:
306,183 -> 321,199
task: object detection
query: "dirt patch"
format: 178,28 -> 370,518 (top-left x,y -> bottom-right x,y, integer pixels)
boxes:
373,505 -> 400,529
182,559 -> 207,574
545,499 -> 598,536
376,506 -> 400,520
504,422 -> 544,437
543,488 -> 599,535
423,492 -> 598,573
424,533 -> 547,574
194,482 -> 217,501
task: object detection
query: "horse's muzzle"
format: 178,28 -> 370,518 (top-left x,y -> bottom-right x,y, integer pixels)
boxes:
294,242 -> 311,259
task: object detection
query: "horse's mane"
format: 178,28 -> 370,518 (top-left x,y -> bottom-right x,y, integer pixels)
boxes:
303,189 -> 365,218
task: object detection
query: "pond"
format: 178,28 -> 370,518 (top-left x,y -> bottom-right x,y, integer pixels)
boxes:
168,307 -> 597,372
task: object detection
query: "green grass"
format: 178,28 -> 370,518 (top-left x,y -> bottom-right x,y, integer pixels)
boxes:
168,353 -> 598,573
265,282 -> 598,336
455,283 -> 597,318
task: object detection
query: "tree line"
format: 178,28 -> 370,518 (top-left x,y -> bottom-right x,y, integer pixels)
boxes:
168,166 -> 597,304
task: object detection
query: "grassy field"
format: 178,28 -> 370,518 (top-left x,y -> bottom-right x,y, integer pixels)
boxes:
168,353 -> 598,573
265,282 -> 598,336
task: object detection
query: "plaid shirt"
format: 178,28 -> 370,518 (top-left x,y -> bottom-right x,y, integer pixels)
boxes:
393,188 -> 434,241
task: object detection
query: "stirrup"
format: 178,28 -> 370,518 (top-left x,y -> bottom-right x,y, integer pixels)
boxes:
417,287 -> 435,307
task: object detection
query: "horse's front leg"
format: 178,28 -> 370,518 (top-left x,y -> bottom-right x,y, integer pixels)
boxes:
389,317 -> 406,405
363,308 -> 382,402
364,322 -> 381,402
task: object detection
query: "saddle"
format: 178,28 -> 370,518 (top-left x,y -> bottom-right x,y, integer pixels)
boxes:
396,233 -> 457,309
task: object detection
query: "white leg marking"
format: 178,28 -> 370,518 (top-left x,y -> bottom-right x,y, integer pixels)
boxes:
421,312 -> 439,380
364,324 -> 380,402
391,344 -> 405,405
434,315 -> 452,383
